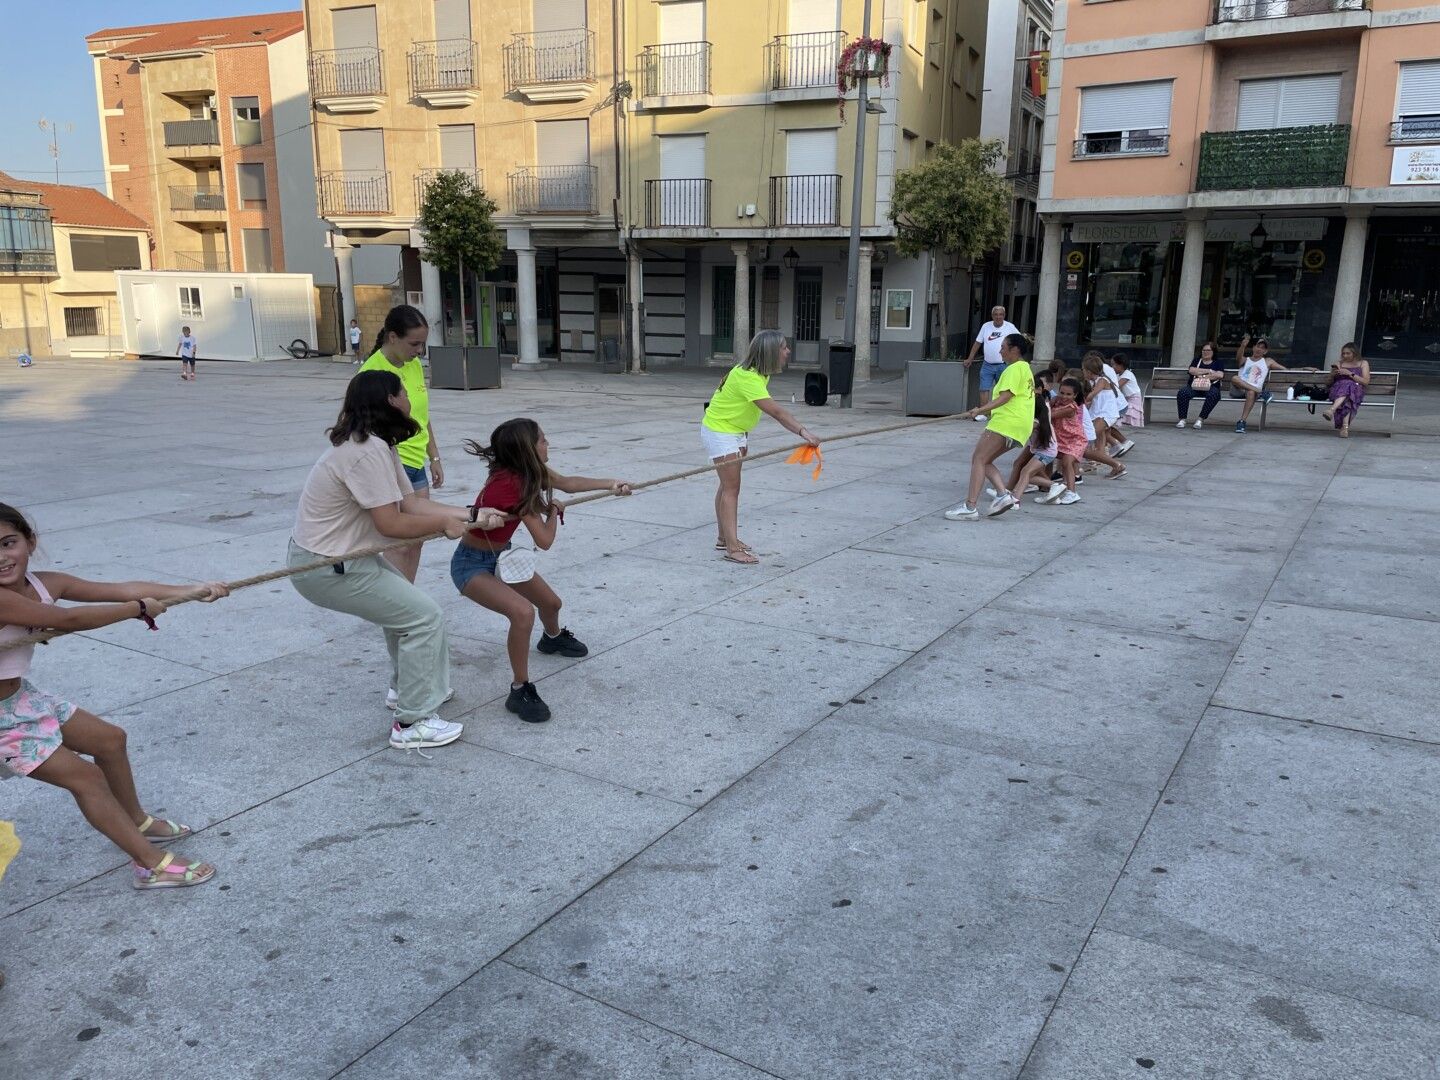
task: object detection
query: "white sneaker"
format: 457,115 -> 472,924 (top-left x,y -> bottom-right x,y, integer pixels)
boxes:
389,715 -> 463,750
1176,420 -> 1187,429
944,503 -> 980,521
387,687 -> 455,711
972,414 -> 987,422
1116,440 -> 1136,456
1056,490 -> 1082,505
1037,483 -> 1066,504
987,492 -> 1018,517
1193,419 -> 1204,430
984,485 -> 998,498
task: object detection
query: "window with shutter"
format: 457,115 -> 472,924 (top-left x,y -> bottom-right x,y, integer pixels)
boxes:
1236,74 -> 1341,131
1397,60 -> 1440,141
439,124 -> 476,171
1077,81 -> 1172,157
243,229 -> 273,273
237,163 -> 267,208
232,96 -> 260,146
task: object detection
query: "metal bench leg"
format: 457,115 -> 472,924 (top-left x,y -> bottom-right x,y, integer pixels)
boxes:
1260,400 -> 1267,430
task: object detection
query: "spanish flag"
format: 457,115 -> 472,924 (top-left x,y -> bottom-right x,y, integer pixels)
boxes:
1028,51 -> 1050,98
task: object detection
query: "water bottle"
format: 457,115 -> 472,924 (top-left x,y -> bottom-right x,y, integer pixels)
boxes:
1286,386 -> 1294,400
791,393 -> 796,404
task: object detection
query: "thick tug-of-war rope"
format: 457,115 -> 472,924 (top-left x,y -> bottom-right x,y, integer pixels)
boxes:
3,411 -> 973,653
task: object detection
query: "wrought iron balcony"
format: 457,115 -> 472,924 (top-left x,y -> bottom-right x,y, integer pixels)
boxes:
508,165 -> 597,215
504,29 -> 595,97
769,174 -> 842,227
174,251 -> 227,272
319,171 -> 392,217
414,168 -> 484,210
1073,133 -> 1170,159
1392,117 -> 1440,143
310,47 -> 385,99
163,118 -> 220,147
169,187 -> 226,212
639,42 -> 711,98
644,179 -> 711,227
1195,124 -> 1350,190
409,38 -> 477,96
1211,0 -> 1367,23
766,31 -> 845,91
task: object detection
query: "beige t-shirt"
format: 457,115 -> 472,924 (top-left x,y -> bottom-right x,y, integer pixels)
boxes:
292,435 -> 411,557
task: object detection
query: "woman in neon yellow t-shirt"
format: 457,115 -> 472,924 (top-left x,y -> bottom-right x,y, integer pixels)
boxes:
358,305 -> 444,582
945,332 -> 1035,520
702,330 -> 819,565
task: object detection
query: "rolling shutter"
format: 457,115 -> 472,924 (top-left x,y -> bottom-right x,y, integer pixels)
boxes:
1236,74 -> 1341,130
536,119 -> 589,166
433,0 -> 470,41
439,124 -> 476,170
1080,81 -> 1172,133
340,128 -> 385,176
1398,60 -> 1440,117
788,0 -> 837,32
331,5 -> 378,50
533,0 -> 585,33
786,127 -> 837,174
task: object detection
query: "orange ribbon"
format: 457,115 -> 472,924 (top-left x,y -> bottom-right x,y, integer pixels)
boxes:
785,444 -> 823,481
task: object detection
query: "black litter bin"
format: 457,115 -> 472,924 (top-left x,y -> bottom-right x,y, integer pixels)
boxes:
828,341 -> 856,398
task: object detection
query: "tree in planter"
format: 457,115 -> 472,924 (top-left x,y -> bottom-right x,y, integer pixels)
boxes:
415,170 -> 504,346
889,139 -> 1011,358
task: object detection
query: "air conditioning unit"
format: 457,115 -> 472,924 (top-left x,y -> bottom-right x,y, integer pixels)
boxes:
406,291 -> 423,307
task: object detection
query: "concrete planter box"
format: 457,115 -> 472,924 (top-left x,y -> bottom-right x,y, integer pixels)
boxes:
429,345 -> 501,390
904,359 -> 970,416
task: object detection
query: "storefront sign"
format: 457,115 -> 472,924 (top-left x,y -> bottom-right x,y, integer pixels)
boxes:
1391,146 -> 1440,185
1206,218 -> 1326,243
1070,218 -> 1328,244
1070,221 -> 1171,244
1066,273 -> 1079,290
1065,249 -> 1086,270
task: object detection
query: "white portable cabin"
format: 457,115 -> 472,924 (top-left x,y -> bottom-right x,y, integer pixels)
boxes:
116,270 -> 317,362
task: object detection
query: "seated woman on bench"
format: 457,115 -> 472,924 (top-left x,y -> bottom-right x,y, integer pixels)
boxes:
1176,342 -> 1225,430
1322,342 -> 1369,439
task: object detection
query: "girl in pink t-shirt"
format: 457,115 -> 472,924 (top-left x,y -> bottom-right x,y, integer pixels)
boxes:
0,503 -> 229,890
1036,378 -> 1087,505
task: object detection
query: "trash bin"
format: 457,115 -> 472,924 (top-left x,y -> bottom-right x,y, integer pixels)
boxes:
828,341 -> 856,398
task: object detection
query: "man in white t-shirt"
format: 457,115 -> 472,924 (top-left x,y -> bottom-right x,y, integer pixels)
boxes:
964,306 -> 1021,418
1231,335 -> 1306,433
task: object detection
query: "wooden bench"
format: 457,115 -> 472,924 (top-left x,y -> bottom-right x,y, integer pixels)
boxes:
1142,367 -> 1400,430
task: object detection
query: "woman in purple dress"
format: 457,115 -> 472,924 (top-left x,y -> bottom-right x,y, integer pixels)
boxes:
1322,342 -> 1369,438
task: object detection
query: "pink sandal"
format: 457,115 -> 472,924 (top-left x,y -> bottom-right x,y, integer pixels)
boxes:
132,852 -> 215,890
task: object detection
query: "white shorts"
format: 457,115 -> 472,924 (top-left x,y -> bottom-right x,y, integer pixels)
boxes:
700,423 -> 748,461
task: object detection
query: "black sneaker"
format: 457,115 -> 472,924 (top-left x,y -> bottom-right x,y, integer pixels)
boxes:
537,627 -> 588,657
506,682 -> 551,723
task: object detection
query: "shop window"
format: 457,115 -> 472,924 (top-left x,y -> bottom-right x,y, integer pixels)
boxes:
1080,241 -> 1167,348
64,307 -> 100,336
1076,81 -> 1172,158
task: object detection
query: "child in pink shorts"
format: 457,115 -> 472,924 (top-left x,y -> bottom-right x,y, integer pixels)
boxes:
0,503 -> 228,890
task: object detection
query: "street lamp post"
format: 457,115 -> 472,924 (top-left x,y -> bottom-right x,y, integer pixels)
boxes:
838,0 -> 875,409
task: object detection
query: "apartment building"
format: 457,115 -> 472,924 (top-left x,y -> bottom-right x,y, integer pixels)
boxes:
1036,0 -> 1440,369
84,14 -> 333,283
0,171 -> 150,358
977,0 -> 1051,331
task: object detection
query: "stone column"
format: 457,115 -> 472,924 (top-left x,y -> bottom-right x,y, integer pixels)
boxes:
627,245 -> 644,373
419,257 -> 443,347
1170,215 -> 1208,367
1325,209 -> 1371,363
1033,219 -> 1063,361
731,242 -> 750,357
334,239 -> 357,339
854,242 -> 874,382
508,226 -> 543,369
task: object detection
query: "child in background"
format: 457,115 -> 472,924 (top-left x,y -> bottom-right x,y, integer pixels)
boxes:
0,503 -> 228,890
348,319 -> 363,362
1112,354 -> 1145,429
1037,378 -> 1086,505
1081,355 -> 1127,480
176,326 -> 197,382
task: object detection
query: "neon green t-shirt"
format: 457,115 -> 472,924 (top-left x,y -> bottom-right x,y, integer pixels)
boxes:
987,360 -> 1035,444
358,351 -> 430,468
704,366 -> 771,434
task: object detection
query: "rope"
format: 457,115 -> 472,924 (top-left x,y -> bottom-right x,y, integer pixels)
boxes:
2,410 -> 971,651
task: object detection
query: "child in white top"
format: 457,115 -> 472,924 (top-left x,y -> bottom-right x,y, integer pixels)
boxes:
176,326 -> 197,382
1111,354 -> 1145,428
0,503 -> 229,890
348,319 -> 363,362
1081,354 -> 1127,479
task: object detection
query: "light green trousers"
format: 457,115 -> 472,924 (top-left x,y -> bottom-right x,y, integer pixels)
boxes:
287,540 -> 450,724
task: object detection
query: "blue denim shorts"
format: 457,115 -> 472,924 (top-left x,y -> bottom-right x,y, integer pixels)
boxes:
980,362 -> 1006,391
450,541 -> 509,592
403,463 -> 429,491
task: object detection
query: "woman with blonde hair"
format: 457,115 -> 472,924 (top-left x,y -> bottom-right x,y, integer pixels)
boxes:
701,329 -> 820,565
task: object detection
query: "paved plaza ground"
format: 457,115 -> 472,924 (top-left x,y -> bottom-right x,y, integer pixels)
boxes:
1,356 -> 1437,1079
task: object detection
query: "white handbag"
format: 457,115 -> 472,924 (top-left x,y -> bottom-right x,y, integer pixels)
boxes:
496,545 -> 535,584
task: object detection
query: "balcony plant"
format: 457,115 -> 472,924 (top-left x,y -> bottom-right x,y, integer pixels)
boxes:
836,36 -> 891,119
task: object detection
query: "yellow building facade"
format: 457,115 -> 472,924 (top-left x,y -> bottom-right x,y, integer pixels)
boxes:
305,0 -> 988,370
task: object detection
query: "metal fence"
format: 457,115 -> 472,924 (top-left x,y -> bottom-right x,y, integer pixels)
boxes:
508,165 -> 597,215
766,31 -> 845,90
409,38 -> 477,93
318,171 -> 391,216
645,179 -> 711,227
414,168 -> 484,210
1211,0 -> 1366,22
310,47 -> 385,98
1196,125 -> 1350,190
174,251 -> 227,271
504,29 -> 595,90
163,118 -> 220,147
640,42 -> 711,97
1073,133 -> 1171,158
169,187 -> 226,212
769,174 -> 841,226
1392,118 -> 1440,143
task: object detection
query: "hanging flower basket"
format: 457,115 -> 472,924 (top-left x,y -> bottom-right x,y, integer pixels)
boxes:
837,36 -> 892,120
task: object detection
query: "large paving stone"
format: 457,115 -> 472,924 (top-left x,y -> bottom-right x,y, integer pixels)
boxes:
459,614 -> 908,804
1215,602 -> 1440,741
505,721 -> 1156,1080
855,512 -> 1098,573
839,608 -> 1223,789
0,744 -> 689,1080
1021,929 -> 1440,1080
1269,547 -> 1440,622
1100,709 -> 1440,1020
339,961 -> 771,1079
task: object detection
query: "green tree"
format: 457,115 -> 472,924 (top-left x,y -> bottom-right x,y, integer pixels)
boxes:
889,139 -> 1012,357
416,170 -> 504,346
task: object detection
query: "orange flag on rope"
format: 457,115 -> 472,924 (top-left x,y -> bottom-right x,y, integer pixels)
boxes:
786,444 -> 823,481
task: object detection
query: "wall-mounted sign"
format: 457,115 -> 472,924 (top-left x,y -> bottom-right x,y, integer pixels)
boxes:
1066,273 -> 1079,290
1303,248 -> 1327,272
1070,218 -> 1327,244
1391,145 -> 1440,185
884,288 -> 913,330
1065,249 -> 1086,270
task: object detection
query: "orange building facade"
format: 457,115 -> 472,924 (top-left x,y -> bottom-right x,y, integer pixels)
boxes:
1036,0 -> 1440,368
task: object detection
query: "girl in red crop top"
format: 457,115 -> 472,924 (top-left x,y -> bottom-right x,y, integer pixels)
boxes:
451,419 -> 633,724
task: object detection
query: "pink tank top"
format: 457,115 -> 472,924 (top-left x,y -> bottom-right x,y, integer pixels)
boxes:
0,573 -> 54,680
